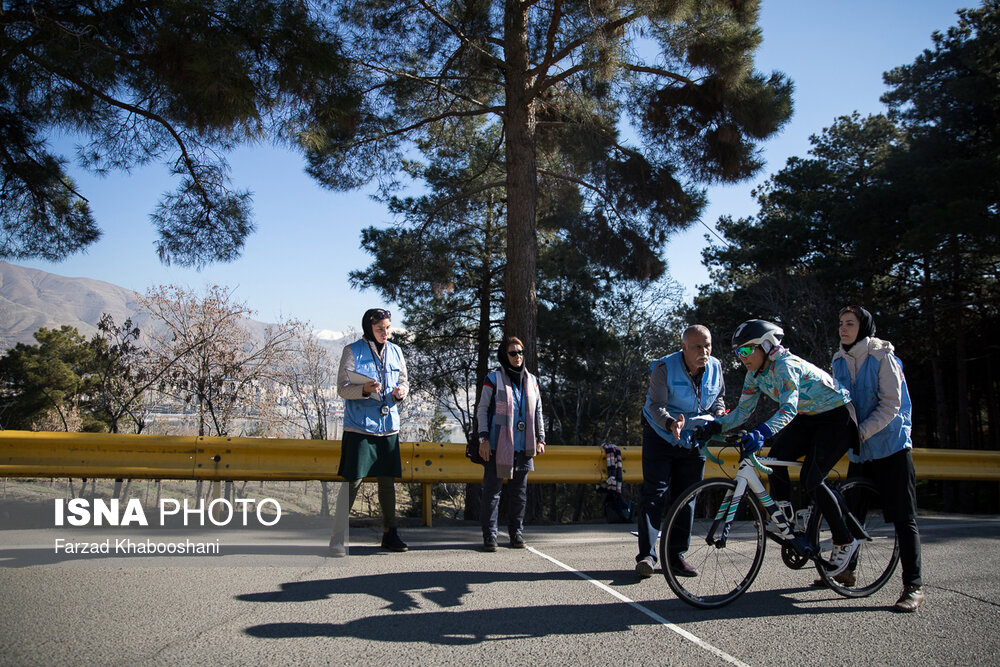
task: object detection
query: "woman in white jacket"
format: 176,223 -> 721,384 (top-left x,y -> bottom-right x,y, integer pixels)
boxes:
833,305 -> 924,613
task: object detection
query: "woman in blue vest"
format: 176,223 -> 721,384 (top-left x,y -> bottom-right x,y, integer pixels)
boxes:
335,308 -> 409,553
476,336 -> 545,551
834,305 -> 923,612
635,325 -> 725,580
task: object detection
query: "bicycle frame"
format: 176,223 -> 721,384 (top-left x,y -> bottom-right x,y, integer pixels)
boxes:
703,443 -> 875,563
702,447 -> 802,548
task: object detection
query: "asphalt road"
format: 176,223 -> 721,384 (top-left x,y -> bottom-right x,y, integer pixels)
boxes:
1,514 -> 998,666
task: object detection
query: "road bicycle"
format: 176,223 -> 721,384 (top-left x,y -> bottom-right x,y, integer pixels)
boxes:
659,433 -> 900,609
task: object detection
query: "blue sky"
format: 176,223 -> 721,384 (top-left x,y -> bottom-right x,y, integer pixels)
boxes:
19,1 -> 971,334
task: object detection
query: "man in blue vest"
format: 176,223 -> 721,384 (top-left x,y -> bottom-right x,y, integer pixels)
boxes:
635,325 -> 726,579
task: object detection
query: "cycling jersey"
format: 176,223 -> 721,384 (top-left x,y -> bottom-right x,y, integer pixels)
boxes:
717,346 -> 852,436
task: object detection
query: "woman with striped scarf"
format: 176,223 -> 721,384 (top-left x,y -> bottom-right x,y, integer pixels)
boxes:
476,336 -> 546,552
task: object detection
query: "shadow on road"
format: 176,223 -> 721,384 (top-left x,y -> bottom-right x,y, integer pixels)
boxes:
237,569 -> 580,610
243,599 -> 657,645
237,565 -> 905,646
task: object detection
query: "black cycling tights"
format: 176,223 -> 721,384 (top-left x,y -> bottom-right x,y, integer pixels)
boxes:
767,405 -> 858,545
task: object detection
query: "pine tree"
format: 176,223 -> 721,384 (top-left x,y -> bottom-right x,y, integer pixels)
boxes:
304,0 -> 792,364
1,1 -> 356,266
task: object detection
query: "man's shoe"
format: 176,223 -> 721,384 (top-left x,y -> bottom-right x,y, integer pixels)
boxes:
510,534 -> 526,548
812,569 -> 856,588
827,539 -> 861,576
669,557 -> 699,578
893,585 -> 925,613
483,536 -> 498,552
635,557 -> 654,579
381,528 -> 408,552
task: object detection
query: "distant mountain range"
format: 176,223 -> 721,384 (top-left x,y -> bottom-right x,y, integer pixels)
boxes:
0,261 -> 351,352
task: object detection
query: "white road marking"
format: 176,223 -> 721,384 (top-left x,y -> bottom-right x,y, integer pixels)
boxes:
527,545 -> 751,667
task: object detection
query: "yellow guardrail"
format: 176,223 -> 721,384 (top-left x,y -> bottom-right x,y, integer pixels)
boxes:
2,430 -> 999,525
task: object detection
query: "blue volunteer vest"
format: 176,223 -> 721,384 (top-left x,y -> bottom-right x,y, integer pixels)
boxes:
833,353 -> 912,463
343,339 -> 404,434
642,351 -> 722,448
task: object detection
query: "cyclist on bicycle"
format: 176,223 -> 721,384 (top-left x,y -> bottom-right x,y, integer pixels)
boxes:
701,319 -> 862,575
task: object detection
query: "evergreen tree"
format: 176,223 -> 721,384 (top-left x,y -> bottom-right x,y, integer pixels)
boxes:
1,1 -> 356,266
694,3 -> 1000,479
0,325 -> 103,431
305,0 -> 792,364
881,1 -> 1000,453
695,112 -> 907,364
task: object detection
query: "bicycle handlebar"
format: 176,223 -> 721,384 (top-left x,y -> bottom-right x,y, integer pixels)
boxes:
698,433 -> 773,475
749,453 -> 773,475
700,444 -> 725,466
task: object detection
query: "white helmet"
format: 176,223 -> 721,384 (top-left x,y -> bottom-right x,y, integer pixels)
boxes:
732,319 -> 784,354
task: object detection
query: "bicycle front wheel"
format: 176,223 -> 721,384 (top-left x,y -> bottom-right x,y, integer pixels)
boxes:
660,478 -> 766,609
811,478 -> 900,598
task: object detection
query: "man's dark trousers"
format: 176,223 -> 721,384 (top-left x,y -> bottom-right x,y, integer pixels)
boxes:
636,417 -> 706,566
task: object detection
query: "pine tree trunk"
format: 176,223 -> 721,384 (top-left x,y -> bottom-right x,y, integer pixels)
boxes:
955,305 -> 971,450
986,354 -> 999,452
503,0 -> 538,370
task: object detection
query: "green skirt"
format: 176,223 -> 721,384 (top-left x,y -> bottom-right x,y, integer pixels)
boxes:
338,431 -> 402,481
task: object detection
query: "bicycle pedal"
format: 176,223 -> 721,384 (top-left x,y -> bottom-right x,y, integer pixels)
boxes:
787,535 -> 816,558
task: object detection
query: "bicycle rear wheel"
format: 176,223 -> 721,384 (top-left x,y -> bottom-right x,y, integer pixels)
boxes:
811,478 -> 900,597
660,479 -> 766,609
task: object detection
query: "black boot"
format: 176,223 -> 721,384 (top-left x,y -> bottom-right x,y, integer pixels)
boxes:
381,527 -> 408,552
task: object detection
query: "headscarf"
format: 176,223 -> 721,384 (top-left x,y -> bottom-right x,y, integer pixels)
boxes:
839,305 -> 876,352
492,336 -> 537,479
497,337 -> 525,386
362,308 -> 391,354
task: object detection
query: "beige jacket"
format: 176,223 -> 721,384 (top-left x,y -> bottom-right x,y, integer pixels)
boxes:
831,336 -> 904,442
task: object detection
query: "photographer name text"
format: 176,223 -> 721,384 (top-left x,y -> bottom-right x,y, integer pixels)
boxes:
54,538 -> 221,554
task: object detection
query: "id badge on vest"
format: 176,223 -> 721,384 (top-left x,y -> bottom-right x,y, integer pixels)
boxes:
369,343 -> 392,417
513,380 -> 527,433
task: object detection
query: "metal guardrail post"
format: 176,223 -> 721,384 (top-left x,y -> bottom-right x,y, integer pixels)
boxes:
422,483 -> 432,527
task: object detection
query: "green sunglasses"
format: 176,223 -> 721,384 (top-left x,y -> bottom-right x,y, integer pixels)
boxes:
736,345 -> 756,358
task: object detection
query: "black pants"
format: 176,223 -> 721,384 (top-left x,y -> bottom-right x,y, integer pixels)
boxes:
636,418 -> 706,566
481,453 -> 531,540
849,449 -> 923,587
767,405 -> 857,545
